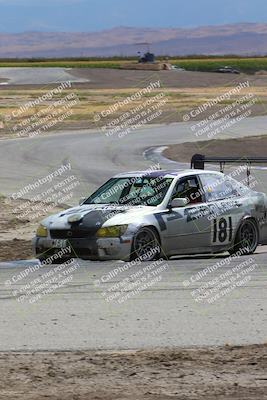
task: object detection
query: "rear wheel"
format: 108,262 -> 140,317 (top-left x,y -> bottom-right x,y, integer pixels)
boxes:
131,227 -> 161,261
229,219 -> 258,256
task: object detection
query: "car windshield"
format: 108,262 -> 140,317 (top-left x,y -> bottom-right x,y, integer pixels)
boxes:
84,176 -> 174,206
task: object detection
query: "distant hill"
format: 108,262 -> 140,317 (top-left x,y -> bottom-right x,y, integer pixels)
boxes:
1,24 -> 267,57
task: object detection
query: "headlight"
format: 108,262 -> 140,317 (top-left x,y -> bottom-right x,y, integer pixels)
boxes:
36,224 -> 48,237
96,225 -> 128,238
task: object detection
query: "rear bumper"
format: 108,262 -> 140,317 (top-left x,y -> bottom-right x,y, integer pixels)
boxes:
32,236 -> 132,261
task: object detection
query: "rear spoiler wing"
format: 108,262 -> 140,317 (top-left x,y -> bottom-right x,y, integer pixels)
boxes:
191,154 -> 267,171
191,153 -> 267,186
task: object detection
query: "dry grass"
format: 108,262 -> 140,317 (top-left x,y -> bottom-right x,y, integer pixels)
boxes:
1,85 -> 267,137
1,57 -> 267,73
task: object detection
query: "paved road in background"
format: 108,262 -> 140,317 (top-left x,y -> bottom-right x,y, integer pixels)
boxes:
1,116 -> 267,203
0,67 -> 89,85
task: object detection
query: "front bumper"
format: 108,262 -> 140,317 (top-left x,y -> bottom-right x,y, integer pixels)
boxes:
32,236 -> 132,261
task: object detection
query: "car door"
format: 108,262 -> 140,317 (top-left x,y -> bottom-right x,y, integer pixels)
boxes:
199,173 -> 246,249
161,175 -> 212,255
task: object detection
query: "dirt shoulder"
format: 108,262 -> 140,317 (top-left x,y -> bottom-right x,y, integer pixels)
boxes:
0,69 -> 267,139
0,196 -> 65,262
163,135 -> 267,165
0,344 -> 266,400
69,68 -> 267,89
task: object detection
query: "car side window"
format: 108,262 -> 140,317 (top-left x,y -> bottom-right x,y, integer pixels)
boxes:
200,174 -> 239,202
171,176 -> 203,204
227,176 -> 251,196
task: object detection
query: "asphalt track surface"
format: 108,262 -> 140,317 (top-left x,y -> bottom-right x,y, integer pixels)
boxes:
0,250 -> 266,351
0,116 -> 267,350
1,115 -> 267,201
0,67 -> 89,85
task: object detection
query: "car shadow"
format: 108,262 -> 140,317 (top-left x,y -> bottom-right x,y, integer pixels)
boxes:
170,253 -> 231,260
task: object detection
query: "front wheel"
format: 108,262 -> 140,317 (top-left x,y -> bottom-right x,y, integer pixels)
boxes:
131,227 -> 161,261
229,219 -> 259,256
37,252 -> 71,265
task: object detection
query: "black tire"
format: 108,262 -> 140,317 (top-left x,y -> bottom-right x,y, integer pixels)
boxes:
229,219 -> 259,256
131,227 -> 161,261
37,253 -> 71,265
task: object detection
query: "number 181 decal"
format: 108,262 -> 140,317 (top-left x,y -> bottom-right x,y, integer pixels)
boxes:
212,216 -> 233,244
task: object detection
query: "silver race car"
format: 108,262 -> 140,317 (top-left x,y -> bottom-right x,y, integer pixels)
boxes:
33,168 -> 267,262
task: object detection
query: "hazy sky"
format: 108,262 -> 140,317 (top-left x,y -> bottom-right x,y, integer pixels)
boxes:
0,0 -> 266,32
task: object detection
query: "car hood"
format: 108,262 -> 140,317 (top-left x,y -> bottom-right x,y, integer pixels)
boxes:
42,203 -> 158,231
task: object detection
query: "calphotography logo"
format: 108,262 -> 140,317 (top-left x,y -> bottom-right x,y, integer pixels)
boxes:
94,80 -> 169,139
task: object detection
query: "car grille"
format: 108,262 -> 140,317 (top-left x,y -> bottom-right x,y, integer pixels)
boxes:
50,229 -> 94,239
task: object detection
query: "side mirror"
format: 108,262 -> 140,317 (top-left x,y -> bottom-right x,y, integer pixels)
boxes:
79,197 -> 86,206
170,197 -> 188,208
